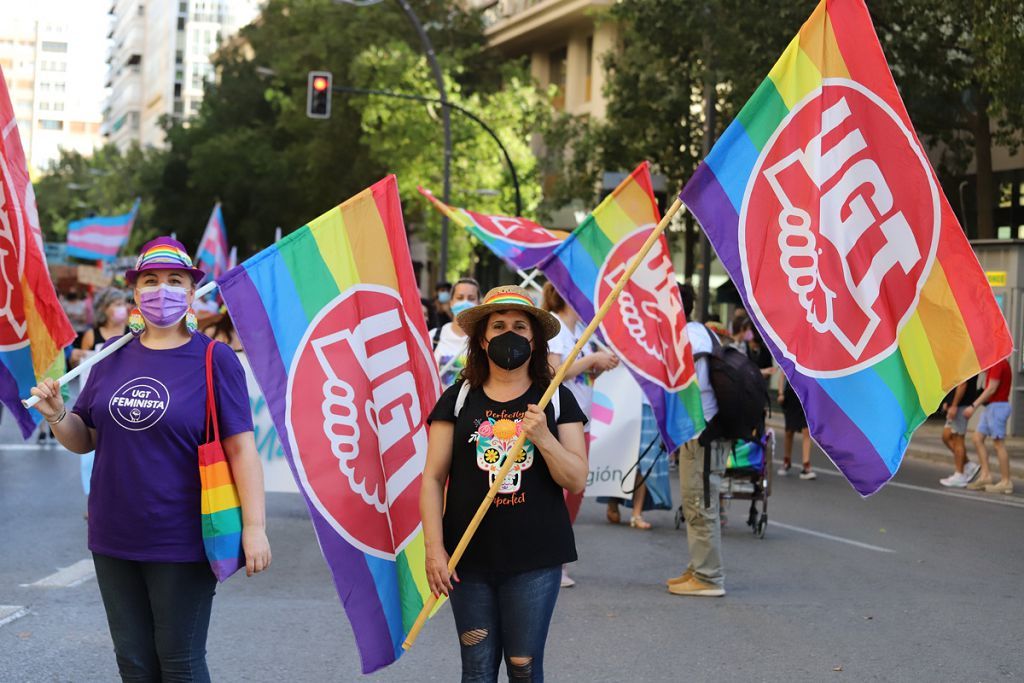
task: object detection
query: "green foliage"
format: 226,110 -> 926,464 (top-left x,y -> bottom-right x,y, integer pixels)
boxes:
352,43 -> 549,278
873,0 -> 1024,166
34,144 -> 166,251
34,0 -> 549,271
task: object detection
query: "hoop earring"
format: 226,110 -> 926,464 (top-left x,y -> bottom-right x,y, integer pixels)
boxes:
128,308 -> 145,335
185,307 -> 198,334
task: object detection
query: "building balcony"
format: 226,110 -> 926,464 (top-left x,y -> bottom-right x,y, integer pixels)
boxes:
482,0 -> 612,51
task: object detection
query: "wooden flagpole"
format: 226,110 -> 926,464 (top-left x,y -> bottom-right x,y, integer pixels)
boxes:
402,198 -> 686,651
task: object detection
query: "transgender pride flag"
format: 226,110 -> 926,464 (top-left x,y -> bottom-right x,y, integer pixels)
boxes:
195,202 -> 229,280
66,198 -> 139,261
679,0 -> 1011,495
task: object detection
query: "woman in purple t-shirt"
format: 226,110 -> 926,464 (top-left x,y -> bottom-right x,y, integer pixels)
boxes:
30,237 -> 271,682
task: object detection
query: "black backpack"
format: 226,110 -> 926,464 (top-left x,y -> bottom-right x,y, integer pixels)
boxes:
693,327 -> 770,442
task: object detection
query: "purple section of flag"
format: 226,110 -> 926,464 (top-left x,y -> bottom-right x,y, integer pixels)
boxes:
680,164 -> 891,494
309,508 -> 396,673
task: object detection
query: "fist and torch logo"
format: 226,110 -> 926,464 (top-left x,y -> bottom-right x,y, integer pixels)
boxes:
740,80 -> 940,377
287,286 -> 440,560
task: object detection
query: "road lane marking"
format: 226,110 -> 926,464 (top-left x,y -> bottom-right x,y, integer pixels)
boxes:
21,559 -> 95,588
812,468 -> 1024,510
0,605 -> 28,628
770,520 -> 895,553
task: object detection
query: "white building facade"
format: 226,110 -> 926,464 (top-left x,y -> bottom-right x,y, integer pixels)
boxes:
104,0 -> 262,150
0,9 -> 106,174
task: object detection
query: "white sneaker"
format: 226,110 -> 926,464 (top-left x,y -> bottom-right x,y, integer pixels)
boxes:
799,469 -> 817,480
964,462 -> 981,483
940,471 -> 970,488
777,463 -> 792,476
560,568 -> 575,588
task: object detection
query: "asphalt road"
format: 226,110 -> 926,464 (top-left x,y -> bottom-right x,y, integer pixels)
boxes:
1,427 -> 1022,682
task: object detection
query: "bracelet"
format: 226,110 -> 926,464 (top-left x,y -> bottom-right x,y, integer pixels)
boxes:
47,408 -> 67,425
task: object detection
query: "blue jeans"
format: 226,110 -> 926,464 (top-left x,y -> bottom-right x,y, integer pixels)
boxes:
93,553 -> 217,682
448,565 -> 562,682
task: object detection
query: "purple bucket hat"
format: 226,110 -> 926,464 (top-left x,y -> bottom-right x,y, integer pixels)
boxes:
125,237 -> 206,283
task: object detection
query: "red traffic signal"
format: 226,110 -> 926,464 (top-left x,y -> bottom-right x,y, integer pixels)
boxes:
306,70 -> 332,119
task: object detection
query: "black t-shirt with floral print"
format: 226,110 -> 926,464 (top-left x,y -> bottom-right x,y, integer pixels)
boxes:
428,382 -> 586,573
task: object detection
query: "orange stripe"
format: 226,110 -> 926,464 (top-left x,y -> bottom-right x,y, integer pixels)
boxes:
915,261 -> 981,391
200,459 -> 234,490
339,187 -> 398,289
21,279 -> 60,377
799,0 -> 850,79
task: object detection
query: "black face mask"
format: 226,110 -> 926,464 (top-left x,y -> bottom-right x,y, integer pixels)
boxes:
487,331 -> 532,371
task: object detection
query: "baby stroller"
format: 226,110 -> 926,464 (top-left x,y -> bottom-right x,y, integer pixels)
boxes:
674,429 -> 774,538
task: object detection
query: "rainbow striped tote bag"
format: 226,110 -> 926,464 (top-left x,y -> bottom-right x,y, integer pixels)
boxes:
199,340 -> 245,581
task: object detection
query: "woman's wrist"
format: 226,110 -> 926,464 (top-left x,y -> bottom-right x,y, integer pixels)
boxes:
47,407 -> 67,425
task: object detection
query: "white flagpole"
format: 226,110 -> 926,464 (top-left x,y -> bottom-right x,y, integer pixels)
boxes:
22,280 -> 218,409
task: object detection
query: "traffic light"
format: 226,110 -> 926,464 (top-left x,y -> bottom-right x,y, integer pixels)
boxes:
306,70 -> 332,119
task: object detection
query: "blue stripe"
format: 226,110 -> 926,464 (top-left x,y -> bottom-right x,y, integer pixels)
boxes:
244,246 -> 307,370
816,367 -> 909,475
66,245 -> 119,262
202,531 -> 243,561
704,122 -> 760,214
364,554 -> 404,659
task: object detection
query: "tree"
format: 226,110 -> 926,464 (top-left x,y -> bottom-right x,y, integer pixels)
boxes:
352,42 -> 549,278
873,0 -> 1024,238
34,143 -> 166,251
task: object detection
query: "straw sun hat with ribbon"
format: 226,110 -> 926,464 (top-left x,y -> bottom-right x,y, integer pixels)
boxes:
456,285 -> 561,341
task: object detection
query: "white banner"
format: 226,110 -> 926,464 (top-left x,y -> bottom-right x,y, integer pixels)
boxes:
239,352 -> 298,493
584,364 -> 643,498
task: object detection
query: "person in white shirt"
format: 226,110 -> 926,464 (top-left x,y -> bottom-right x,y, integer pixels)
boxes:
428,278 -> 482,389
542,283 -> 618,587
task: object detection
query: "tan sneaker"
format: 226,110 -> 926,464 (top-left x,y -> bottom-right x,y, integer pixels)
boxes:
665,569 -> 693,587
667,576 -> 725,597
984,479 -> 1014,495
966,475 -> 992,491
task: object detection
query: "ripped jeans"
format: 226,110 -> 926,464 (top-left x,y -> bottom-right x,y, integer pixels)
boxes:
448,565 -> 561,682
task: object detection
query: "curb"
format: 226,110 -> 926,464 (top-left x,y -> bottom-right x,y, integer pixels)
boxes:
766,420 -> 1024,480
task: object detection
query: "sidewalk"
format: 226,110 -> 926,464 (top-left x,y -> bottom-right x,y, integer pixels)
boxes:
768,416 -> 1024,479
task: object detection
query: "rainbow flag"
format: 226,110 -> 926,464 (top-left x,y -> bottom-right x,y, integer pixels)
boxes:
679,0 -> 1012,495
538,162 -> 704,453
418,186 -> 569,271
0,67 -> 76,437
66,198 -> 140,261
195,202 -> 229,281
218,176 -> 438,673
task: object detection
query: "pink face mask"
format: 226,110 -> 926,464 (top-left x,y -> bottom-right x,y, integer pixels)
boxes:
743,330 -> 754,342
138,285 -> 189,328
110,305 -> 128,323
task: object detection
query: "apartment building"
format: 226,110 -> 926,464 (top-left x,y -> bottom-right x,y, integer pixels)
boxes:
478,0 -> 616,121
0,10 -> 105,174
104,0 -> 262,150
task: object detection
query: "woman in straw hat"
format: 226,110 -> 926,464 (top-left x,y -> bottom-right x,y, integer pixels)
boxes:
421,285 -> 588,681
30,237 -> 270,682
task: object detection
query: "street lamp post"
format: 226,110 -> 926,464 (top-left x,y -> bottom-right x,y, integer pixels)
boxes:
335,0 -> 452,278
334,86 -> 522,216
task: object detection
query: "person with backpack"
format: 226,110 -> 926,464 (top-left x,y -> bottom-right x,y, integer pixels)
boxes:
428,277 -> 481,389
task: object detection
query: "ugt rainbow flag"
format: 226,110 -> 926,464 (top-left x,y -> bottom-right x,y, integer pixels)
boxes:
538,162 -> 704,453
679,0 -> 1012,496
195,202 -> 229,281
419,187 -> 569,271
66,198 -> 140,261
0,66 -> 76,438
218,176 -> 438,674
